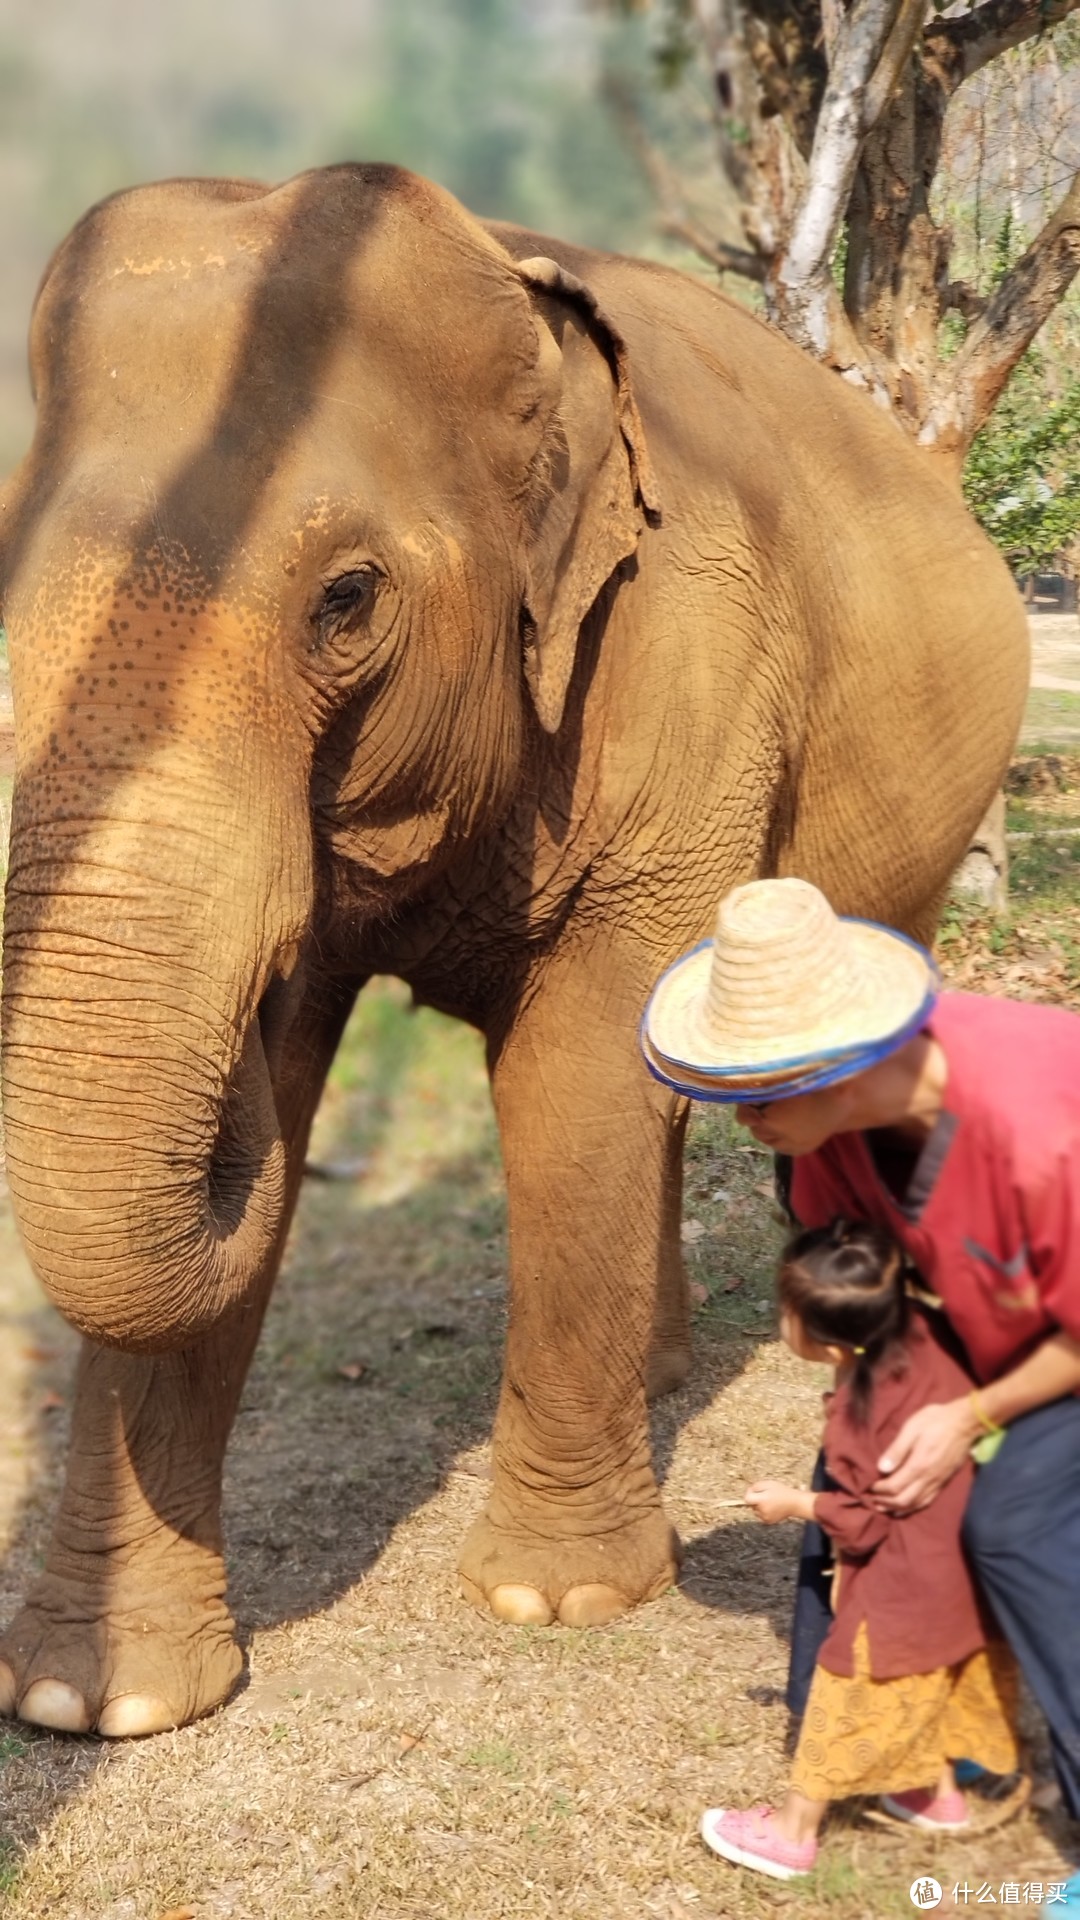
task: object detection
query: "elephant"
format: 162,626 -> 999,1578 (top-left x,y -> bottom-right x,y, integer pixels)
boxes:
0,163 -> 1027,1737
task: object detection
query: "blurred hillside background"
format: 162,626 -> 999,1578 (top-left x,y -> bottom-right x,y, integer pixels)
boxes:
0,0 -> 704,474
0,0 -> 1076,563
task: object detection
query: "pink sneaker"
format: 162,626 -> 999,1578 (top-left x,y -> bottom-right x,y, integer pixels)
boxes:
879,1787 -> 970,1831
700,1806 -> 817,1880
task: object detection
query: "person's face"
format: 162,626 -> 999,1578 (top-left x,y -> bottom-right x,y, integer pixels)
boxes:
735,1081 -> 858,1155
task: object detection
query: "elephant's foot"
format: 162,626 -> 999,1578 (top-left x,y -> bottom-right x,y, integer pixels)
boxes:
0,1552 -> 242,1737
458,1504 -> 681,1627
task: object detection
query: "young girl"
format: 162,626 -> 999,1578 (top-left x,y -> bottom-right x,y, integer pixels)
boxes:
701,1218 -> 1019,1882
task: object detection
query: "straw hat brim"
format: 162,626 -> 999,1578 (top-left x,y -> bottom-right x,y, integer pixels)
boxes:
644,917 -> 936,1079
639,1009 -> 935,1103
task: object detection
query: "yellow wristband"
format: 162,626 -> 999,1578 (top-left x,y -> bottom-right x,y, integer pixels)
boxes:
969,1388 -> 1005,1438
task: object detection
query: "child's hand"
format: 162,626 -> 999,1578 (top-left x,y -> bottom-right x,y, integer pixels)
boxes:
746,1480 -> 813,1525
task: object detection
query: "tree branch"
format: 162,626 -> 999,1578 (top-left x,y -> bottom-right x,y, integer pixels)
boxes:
925,169 -> 1080,457
603,73 -> 768,281
657,213 -> 768,280
862,0 -> 931,129
770,0 -> 908,355
925,0 -> 1080,90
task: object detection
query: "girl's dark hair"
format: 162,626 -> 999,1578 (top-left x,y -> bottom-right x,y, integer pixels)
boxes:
778,1218 -> 909,1423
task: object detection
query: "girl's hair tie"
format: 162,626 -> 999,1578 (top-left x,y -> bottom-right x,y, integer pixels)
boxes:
852,1345 -> 866,1355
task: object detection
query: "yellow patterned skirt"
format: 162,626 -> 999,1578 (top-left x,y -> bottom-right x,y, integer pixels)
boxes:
790,1622 -> 1020,1801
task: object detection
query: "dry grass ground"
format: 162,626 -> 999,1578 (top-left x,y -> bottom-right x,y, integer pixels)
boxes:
1,735 -> 1079,1919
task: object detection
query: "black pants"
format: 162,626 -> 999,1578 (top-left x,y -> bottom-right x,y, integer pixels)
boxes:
964,1395 -> 1080,1818
785,1452 -> 836,1719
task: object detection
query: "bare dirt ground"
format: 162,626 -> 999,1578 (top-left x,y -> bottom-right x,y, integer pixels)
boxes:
0,659 -> 1079,1919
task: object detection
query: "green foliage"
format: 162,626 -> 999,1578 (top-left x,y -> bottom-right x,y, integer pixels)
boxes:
333,0 -> 656,248
963,349 -> 1080,573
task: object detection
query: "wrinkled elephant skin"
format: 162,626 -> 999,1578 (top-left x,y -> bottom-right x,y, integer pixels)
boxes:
0,166 -> 1028,1734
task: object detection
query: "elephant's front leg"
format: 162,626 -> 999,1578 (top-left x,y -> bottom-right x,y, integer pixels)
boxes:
0,1331 -> 256,1736
459,939 -> 685,1628
0,980 -> 355,1737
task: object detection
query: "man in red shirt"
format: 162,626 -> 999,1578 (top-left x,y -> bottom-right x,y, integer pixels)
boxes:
642,878 -> 1080,1897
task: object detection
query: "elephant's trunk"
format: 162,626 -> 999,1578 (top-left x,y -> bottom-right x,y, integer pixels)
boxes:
1,763 -> 307,1352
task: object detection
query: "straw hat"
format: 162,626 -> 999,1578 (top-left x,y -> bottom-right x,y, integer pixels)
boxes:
641,878 -> 937,1103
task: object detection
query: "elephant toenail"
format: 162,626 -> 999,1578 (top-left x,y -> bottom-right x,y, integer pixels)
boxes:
0,1661 -> 17,1717
97,1693 -> 179,1738
557,1583 -> 630,1628
19,1679 -> 92,1733
487,1583 -> 556,1626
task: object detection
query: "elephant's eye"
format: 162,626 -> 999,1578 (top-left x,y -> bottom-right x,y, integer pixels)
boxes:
314,565 -> 381,647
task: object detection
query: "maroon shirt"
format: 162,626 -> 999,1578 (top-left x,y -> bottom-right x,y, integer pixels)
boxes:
815,1312 -> 988,1679
791,992 -> 1080,1384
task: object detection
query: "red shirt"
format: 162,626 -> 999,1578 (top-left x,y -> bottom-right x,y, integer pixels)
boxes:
791,992 -> 1080,1384
816,1312 -> 988,1678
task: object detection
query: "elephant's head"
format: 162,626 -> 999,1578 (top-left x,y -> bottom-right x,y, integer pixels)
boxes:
0,165 -> 656,1351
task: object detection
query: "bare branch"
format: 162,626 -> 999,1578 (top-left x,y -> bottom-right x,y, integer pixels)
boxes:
942,279 -> 988,322
658,213 -> 768,279
925,0 -> 1080,90
603,73 -> 768,281
925,168 -> 1080,456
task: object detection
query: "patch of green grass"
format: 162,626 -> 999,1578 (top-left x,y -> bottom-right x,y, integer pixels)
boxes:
464,1740 -> 521,1776
697,1722 -> 745,1751
1022,689 -> 1080,743
0,1839 -> 20,1896
1010,831 -> 1080,907
0,1731 -> 28,1766
806,1849 -> 905,1908
1005,799 -> 1080,834
1023,737 -> 1080,757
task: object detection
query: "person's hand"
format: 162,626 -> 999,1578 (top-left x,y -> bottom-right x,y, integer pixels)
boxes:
745,1480 -> 813,1525
872,1398 -> 980,1512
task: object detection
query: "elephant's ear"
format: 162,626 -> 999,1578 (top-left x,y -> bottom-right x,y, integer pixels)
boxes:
514,255 -> 660,735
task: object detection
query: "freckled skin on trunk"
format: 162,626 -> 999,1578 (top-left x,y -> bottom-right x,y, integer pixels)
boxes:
0,164 -> 1028,1734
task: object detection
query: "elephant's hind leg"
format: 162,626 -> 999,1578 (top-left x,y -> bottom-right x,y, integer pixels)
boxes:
458,931 -> 684,1629
646,1097 -> 691,1400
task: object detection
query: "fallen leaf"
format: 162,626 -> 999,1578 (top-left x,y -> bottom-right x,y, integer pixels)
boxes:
721,1275 -> 745,1294
754,1181 -> 774,1199
688,1281 -> 708,1308
20,1346 -> 59,1364
156,1908 -> 197,1920
336,1362 -> 368,1383
397,1730 -> 424,1753
680,1220 -> 705,1244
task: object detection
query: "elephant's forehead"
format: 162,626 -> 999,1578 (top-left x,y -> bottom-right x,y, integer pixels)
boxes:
32,172 -> 539,448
